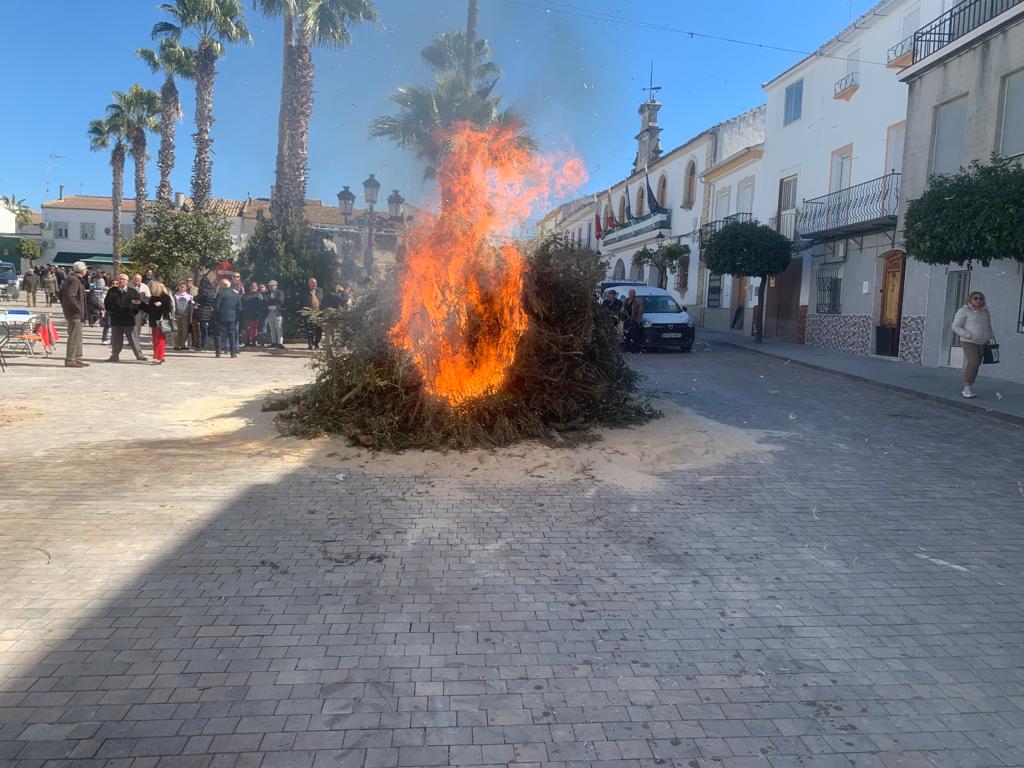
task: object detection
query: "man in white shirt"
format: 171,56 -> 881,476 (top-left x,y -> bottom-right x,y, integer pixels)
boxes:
131,273 -> 152,351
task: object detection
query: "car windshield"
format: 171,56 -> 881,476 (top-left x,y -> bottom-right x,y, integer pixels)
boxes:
640,295 -> 682,314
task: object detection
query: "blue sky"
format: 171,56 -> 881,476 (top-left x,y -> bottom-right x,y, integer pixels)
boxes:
0,0 -> 876,213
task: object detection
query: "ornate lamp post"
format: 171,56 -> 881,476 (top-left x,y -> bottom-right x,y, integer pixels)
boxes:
362,174 -> 381,273
387,189 -> 405,221
337,175 -> 403,276
337,185 -> 355,224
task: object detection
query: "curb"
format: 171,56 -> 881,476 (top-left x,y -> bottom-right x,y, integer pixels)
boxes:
712,339 -> 1024,429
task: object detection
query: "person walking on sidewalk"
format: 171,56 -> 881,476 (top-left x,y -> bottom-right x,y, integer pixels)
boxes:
22,270 -> 39,307
952,291 -> 996,400
193,276 -> 215,350
143,281 -> 173,365
213,278 -> 242,358
60,261 -> 89,368
103,273 -> 147,362
131,273 -> 151,352
300,277 -> 324,350
172,282 -> 193,350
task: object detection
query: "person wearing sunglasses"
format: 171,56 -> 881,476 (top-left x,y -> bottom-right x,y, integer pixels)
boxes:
951,291 -> 995,399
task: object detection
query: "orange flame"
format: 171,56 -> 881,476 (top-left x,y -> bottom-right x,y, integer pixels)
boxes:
390,122 -> 587,406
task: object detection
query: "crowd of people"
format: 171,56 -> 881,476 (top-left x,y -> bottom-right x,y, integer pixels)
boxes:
38,261 -> 353,369
600,287 -> 645,353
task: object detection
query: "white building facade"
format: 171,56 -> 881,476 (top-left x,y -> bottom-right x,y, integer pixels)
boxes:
755,0 -> 947,352
897,1 -> 1024,383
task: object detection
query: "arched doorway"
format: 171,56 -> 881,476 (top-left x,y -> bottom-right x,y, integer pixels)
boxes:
612,258 -> 626,280
629,261 -> 644,281
877,249 -> 906,357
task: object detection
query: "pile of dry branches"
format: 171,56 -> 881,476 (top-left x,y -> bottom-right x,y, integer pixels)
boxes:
277,237 -> 656,450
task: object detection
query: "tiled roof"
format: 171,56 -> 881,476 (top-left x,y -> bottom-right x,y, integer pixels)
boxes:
239,197 -> 427,227
43,194 -> 243,215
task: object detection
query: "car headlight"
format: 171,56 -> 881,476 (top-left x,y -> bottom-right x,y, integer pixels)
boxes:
686,318 -> 695,327
641,320 -> 652,328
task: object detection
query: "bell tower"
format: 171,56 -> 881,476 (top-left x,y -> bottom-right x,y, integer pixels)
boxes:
633,64 -> 663,173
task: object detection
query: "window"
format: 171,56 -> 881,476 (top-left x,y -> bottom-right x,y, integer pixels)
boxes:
714,187 -> 730,220
737,180 -> 754,213
931,96 -> 968,175
657,175 -> 668,208
636,187 -> 645,217
54,221 -> 69,239
885,122 -> 906,174
707,273 -> 723,308
816,262 -> 842,314
121,222 -> 135,239
682,160 -> 697,209
784,79 -> 803,125
80,223 -> 96,241
830,147 -> 853,193
777,175 -> 798,239
901,7 -> 921,40
999,69 -> 1024,157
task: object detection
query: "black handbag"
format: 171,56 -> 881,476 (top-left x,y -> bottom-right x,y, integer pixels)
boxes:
982,343 -> 1000,365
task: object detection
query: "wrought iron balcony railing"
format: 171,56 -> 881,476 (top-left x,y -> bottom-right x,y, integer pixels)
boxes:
698,212 -> 752,247
833,71 -> 860,98
912,0 -> 1023,63
887,33 -> 915,65
798,172 -> 901,240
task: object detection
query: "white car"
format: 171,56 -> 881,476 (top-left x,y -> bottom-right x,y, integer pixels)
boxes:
627,286 -> 695,352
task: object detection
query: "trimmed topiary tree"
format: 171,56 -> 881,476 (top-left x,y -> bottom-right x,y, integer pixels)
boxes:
702,220 -> 792,343
17,238 -> 41,264
904,155 -> 1024,267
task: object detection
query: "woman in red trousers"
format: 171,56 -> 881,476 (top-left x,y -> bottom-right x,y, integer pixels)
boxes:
143,280 -> 173,365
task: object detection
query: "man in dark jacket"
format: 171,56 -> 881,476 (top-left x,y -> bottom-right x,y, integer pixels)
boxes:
264,280 -> 285,349
622,289 -> 645,354
22,270 -> 40,306
103,273 -> 146,362
60,261 -> 90,368
213,278 -> 242,358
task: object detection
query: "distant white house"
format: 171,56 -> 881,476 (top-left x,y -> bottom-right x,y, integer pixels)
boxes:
0,202 -> 16,236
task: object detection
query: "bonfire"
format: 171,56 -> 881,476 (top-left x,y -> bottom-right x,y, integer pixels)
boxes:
279,123 -> 656,450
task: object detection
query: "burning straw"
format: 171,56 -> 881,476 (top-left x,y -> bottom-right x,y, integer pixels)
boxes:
278,124 -> 656,450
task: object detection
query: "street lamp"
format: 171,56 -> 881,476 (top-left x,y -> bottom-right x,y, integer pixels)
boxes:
362,174 -> 381,273
337,185 -> 355,224
387,189 -> 405,220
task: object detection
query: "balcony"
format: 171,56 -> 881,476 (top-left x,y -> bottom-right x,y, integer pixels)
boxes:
798,172 -> 900,241
833,71 -> 860,100
912,0 -> 1024,64
886,33 -> 915,68
601,208 -> 672,248
698,212 -> 752,247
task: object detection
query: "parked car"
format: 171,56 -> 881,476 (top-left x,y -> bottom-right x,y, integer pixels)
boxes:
597,279 -> 646,297
0,261 -> 19,300
631,286 -> 695,352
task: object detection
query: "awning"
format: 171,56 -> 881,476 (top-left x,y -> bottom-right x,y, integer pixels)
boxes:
53,252 -> 115,265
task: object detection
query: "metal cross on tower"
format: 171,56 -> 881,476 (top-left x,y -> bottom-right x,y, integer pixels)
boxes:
643,61 -> 662,102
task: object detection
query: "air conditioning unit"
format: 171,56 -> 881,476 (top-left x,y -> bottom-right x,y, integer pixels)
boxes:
41,240 -> 53,249
104,226 -> 112,235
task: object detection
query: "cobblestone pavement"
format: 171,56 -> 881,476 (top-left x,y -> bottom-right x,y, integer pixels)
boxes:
2,319 -> 1024,768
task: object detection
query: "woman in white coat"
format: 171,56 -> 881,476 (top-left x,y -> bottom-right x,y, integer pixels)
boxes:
951,291 -> 995,399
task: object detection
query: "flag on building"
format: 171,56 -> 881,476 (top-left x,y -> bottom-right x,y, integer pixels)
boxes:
594,196 -> 604,241
624,181 -> 633,220
645,167 -> 659,213
606,188 -> 618,228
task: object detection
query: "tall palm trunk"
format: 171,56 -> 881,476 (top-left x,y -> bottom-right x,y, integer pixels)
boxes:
285,27 -> 314,215
157,74 -> 180,202
464,0 -> 479,85
131,131 -> 148,234
192,42 -> 217,210
111,145 -> 125,270
271,10 -> 293,223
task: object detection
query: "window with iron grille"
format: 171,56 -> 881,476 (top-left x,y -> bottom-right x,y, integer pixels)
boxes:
707,273 -> 722,308
816,262 -> 842,314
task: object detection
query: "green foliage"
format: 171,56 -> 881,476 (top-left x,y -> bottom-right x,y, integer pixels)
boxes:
904,155 -> 1024,267
632,242 -> 690,290
1,193 -> 32,228
702,220 -> 792,278
17,238 -> 41,262
277,237 -> 656,449
238,213 -> 338,307
122,203 -> 233,281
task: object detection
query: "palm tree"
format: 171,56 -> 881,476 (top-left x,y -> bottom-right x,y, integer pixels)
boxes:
153,0 -> 251,210
0,193 -> 32,229
420,29 -> 499,86
464,0 -> 479,86
137,38 -> 196,202
109,85 -> 162,234
257,0 -> 378,221
88,115 -> 128,268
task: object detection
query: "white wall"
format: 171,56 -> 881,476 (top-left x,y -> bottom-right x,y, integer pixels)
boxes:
0,206 -> 16,235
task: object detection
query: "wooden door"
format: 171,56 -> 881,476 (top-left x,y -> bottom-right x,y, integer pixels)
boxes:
880,252 -> 905,328
766,258 -> 803,341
